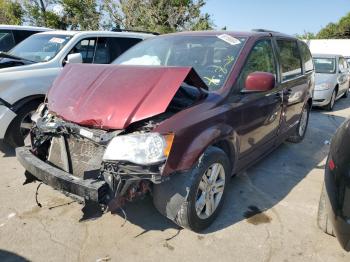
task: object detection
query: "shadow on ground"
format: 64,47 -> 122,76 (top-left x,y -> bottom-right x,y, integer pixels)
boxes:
0,140 -> 15,157
0,250 -> 30,262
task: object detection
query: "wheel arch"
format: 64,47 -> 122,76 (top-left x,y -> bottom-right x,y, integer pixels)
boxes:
11,95 -> 45,114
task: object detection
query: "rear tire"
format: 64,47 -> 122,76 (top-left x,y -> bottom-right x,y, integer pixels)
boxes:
153,146 -> 230,232
317,183 -> 335,236
5,101 -> 40,148
287,103 -> 310,143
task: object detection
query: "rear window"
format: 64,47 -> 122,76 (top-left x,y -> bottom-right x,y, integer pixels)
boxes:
277,40 -> 302,81
313,58 -> 336,74
299,41 -> 314,73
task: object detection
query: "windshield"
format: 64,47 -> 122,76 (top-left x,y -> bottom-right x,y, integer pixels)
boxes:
0,30 -> 15,52
9,34 -> 72,62
313,58 -> 336,74
113,35 -> 247,90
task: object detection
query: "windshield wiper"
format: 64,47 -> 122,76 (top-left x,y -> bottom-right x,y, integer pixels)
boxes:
0,52 -> 36,63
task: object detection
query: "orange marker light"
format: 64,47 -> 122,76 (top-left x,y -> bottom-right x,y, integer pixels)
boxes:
164,134 -> 175,157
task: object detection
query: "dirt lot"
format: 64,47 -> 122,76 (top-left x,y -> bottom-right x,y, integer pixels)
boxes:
0,99 -> 350,262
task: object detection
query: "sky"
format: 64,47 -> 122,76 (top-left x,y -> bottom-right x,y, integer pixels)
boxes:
203,0 -> 350,35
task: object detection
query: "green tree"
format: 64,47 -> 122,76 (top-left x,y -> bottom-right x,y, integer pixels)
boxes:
316,12 -> 350,39
0,0 -> 24,25
103,0 -> 213,33
24,0 -> 66,29
61,0 -> 101,30
295,31 -> 316,40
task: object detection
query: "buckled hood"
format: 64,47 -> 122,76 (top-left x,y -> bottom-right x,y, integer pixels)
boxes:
48,64 -> 207,129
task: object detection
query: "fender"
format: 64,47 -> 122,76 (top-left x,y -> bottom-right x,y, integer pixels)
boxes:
0,67 -> 59,105
164,123 -> 239,176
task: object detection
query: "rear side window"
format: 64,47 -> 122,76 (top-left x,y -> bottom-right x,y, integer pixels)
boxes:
12,30 -> 38,44
237,39 -> 276,90
93,37 -> 142,64
299,41 -> 313,73
339,57 -> 348,71
277,40 -> 302,81
0,30 -> 15,52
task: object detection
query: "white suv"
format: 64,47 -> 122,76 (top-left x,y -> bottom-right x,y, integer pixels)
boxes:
0,30 -> 154,147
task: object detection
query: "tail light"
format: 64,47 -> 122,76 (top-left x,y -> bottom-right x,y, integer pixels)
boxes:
329,158 -> 335,171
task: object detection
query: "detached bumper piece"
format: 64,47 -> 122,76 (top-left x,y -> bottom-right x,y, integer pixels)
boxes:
16,146 -> 108,203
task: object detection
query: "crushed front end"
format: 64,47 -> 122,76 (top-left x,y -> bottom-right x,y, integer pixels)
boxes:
16,105 -> 171,211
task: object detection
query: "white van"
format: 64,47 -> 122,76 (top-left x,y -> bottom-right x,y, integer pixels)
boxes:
0,30 -> 154,147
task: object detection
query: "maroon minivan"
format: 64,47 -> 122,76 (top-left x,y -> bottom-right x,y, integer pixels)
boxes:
16,30 -> 314,231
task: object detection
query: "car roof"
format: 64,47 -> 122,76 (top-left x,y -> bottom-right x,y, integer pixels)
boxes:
0,25 -> 52,31
313,53 -> 342,58
163,30 -> 294,39
36,30 -> 154,39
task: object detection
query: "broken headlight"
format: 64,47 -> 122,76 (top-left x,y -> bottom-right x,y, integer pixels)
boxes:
31,103 -> 48,123
103,133 -> 174,165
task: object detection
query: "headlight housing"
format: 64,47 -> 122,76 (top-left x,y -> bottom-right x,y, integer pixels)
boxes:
103,133 -> 174,165
31,103 -> 48,123
315,82 -> 332,91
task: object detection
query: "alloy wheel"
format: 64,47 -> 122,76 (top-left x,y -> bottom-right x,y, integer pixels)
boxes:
19,110 -> 35,145
195,163 -> 226,219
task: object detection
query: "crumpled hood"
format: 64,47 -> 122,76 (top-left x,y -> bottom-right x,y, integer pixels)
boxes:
48,64 -> 207,129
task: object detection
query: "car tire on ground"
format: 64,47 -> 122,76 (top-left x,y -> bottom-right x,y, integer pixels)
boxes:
325,89 -> 336,111
153,146 -> 230,232
5,101 -> 41,148
287,103 -> 310,143
317,183 -> 335,236
342,88 -> 349,98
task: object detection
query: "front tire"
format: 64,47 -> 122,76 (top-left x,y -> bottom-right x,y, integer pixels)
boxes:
287,103 -> 310,143
153,146 -> 230,232
5,101 -> 40,148
342,88 -> 349,98
325,89 -> 336,111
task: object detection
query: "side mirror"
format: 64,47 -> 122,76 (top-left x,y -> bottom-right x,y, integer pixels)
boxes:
65,53 -> 82,64
243,72 -> 275,92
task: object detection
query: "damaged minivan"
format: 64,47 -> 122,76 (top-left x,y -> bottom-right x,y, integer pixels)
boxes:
16,30 -> 314,231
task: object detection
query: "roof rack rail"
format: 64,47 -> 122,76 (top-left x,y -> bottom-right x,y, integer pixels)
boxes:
111,28 -> 160,35
252,29 -> 279,33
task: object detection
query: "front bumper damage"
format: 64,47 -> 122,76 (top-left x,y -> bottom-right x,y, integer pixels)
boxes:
16,114 -> 166,211
16,146 -> 108,203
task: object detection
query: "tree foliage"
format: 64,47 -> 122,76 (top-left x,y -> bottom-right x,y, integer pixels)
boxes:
61,0 -> 101,30
4,0 -> 212,32
103,0 -> 214,33
24,0 -> 66,28
0,0 -> 24,25
316,12 -> 350,39
295,31 -> 317,40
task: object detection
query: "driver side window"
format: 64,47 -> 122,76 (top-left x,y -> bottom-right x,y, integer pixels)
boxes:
238,39 -> 276,90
